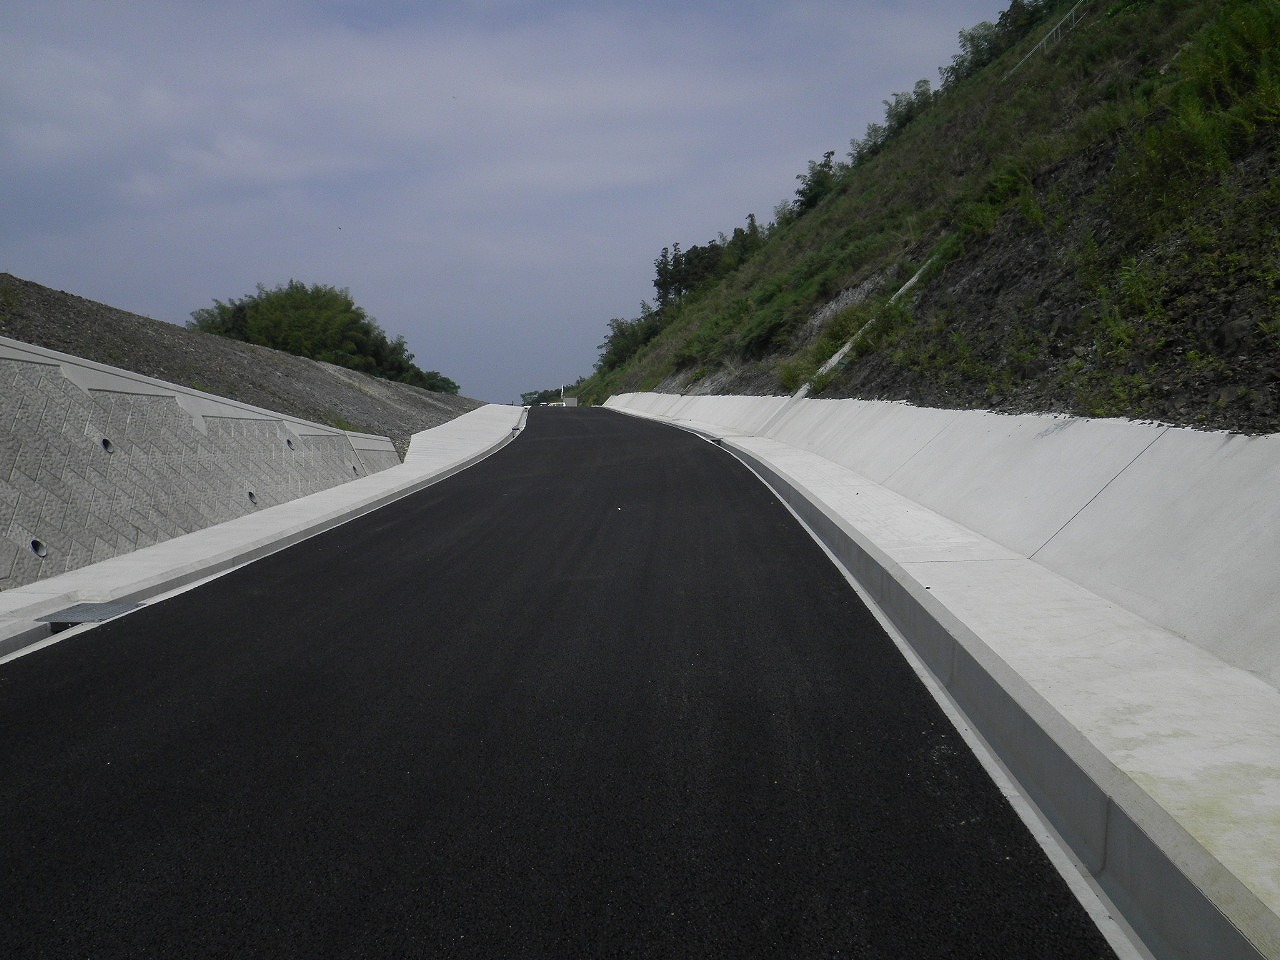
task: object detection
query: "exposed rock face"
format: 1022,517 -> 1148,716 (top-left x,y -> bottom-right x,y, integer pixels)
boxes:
819,139 -> 1280,435
0,273 -> 483,457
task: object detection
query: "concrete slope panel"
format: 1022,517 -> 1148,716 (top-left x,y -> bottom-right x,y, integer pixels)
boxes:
879,412 -> 1165,560
668,395 -> 791,435
770,399 -> 964,485
1034,427 -> 1280,686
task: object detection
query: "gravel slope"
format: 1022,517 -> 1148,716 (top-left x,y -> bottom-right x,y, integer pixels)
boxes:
0,273 -> 484,458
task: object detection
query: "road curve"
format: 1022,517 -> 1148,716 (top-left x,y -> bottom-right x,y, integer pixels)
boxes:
0,407 -> 1115,958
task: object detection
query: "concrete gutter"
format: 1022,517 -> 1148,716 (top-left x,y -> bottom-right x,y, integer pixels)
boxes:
0,403 -> 526,659
604,397 -> 1279,960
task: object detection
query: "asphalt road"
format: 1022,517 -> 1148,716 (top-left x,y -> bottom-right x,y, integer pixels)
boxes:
0,407 -> 1116,958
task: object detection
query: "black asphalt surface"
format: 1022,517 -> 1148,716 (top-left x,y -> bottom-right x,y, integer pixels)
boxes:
0,407 -> 1116,959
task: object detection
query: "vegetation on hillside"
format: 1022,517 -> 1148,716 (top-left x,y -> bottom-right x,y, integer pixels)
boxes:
189,280 -> 461,394
576,0 -> 1280,434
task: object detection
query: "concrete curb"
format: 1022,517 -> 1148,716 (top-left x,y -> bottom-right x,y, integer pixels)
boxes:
0,404 -> 525,658
603,401 -> 1276,960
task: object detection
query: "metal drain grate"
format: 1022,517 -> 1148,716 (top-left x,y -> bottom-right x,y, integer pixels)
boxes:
37,601 -> 142,632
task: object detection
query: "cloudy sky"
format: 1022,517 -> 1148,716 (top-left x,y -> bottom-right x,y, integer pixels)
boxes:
3,1 -> 1009,403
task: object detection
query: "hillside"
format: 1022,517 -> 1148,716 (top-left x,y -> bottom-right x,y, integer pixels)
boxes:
0,273 -> 483,457
578,0 -> 1280,436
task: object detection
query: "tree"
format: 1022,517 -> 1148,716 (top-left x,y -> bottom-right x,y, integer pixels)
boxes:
883,79 -> 935,133
794,150 -> 840,213
654,247 -> 675,311
722,215 -> 764,271
939,0 -> 1052,89
941,21 -> 1002,87
189,280 -> 459,393
596,302 -> 665,372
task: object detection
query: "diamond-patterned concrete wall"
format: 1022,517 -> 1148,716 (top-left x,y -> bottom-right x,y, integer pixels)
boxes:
0,352 -> 398,590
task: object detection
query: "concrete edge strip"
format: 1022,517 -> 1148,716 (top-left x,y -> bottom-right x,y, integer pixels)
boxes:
601,404 -> 1270,960
0,405 -> 524,659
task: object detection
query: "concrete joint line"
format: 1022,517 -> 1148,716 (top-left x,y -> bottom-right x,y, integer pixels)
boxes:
1028,427 -> 1168,560
758,394 -> 808,435
344,432 -> 369,476
172,394 -> 209,434
57,361 -> 95,397
880,408 -> 967,488
1099,794 -> 1114,877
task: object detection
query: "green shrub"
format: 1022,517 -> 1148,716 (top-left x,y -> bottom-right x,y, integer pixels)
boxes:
190,281 -> 459,393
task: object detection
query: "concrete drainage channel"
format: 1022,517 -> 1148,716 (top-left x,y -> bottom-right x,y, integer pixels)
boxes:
726,443 -> 1202,960
603,396 -> 1279,960
0,404 -> 527,663
762,473 -> 1154,960
667,423 -> 1155,960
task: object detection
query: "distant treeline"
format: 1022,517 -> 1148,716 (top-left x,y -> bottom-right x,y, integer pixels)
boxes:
189,280 -> 460,394
596,217 -> 766,374
520,379 -> 586,406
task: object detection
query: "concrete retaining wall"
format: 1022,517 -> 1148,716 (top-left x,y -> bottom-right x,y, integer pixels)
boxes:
606,392 -> 1280,690
0,336 -> 400,591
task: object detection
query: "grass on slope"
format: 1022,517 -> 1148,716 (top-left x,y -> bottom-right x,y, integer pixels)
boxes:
579,0 -> 1280,432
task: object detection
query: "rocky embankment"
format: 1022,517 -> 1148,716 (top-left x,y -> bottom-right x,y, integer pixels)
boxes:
0,273 -> 483,458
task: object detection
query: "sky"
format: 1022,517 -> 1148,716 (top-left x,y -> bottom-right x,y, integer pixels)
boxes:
3,1 -> 1011,404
